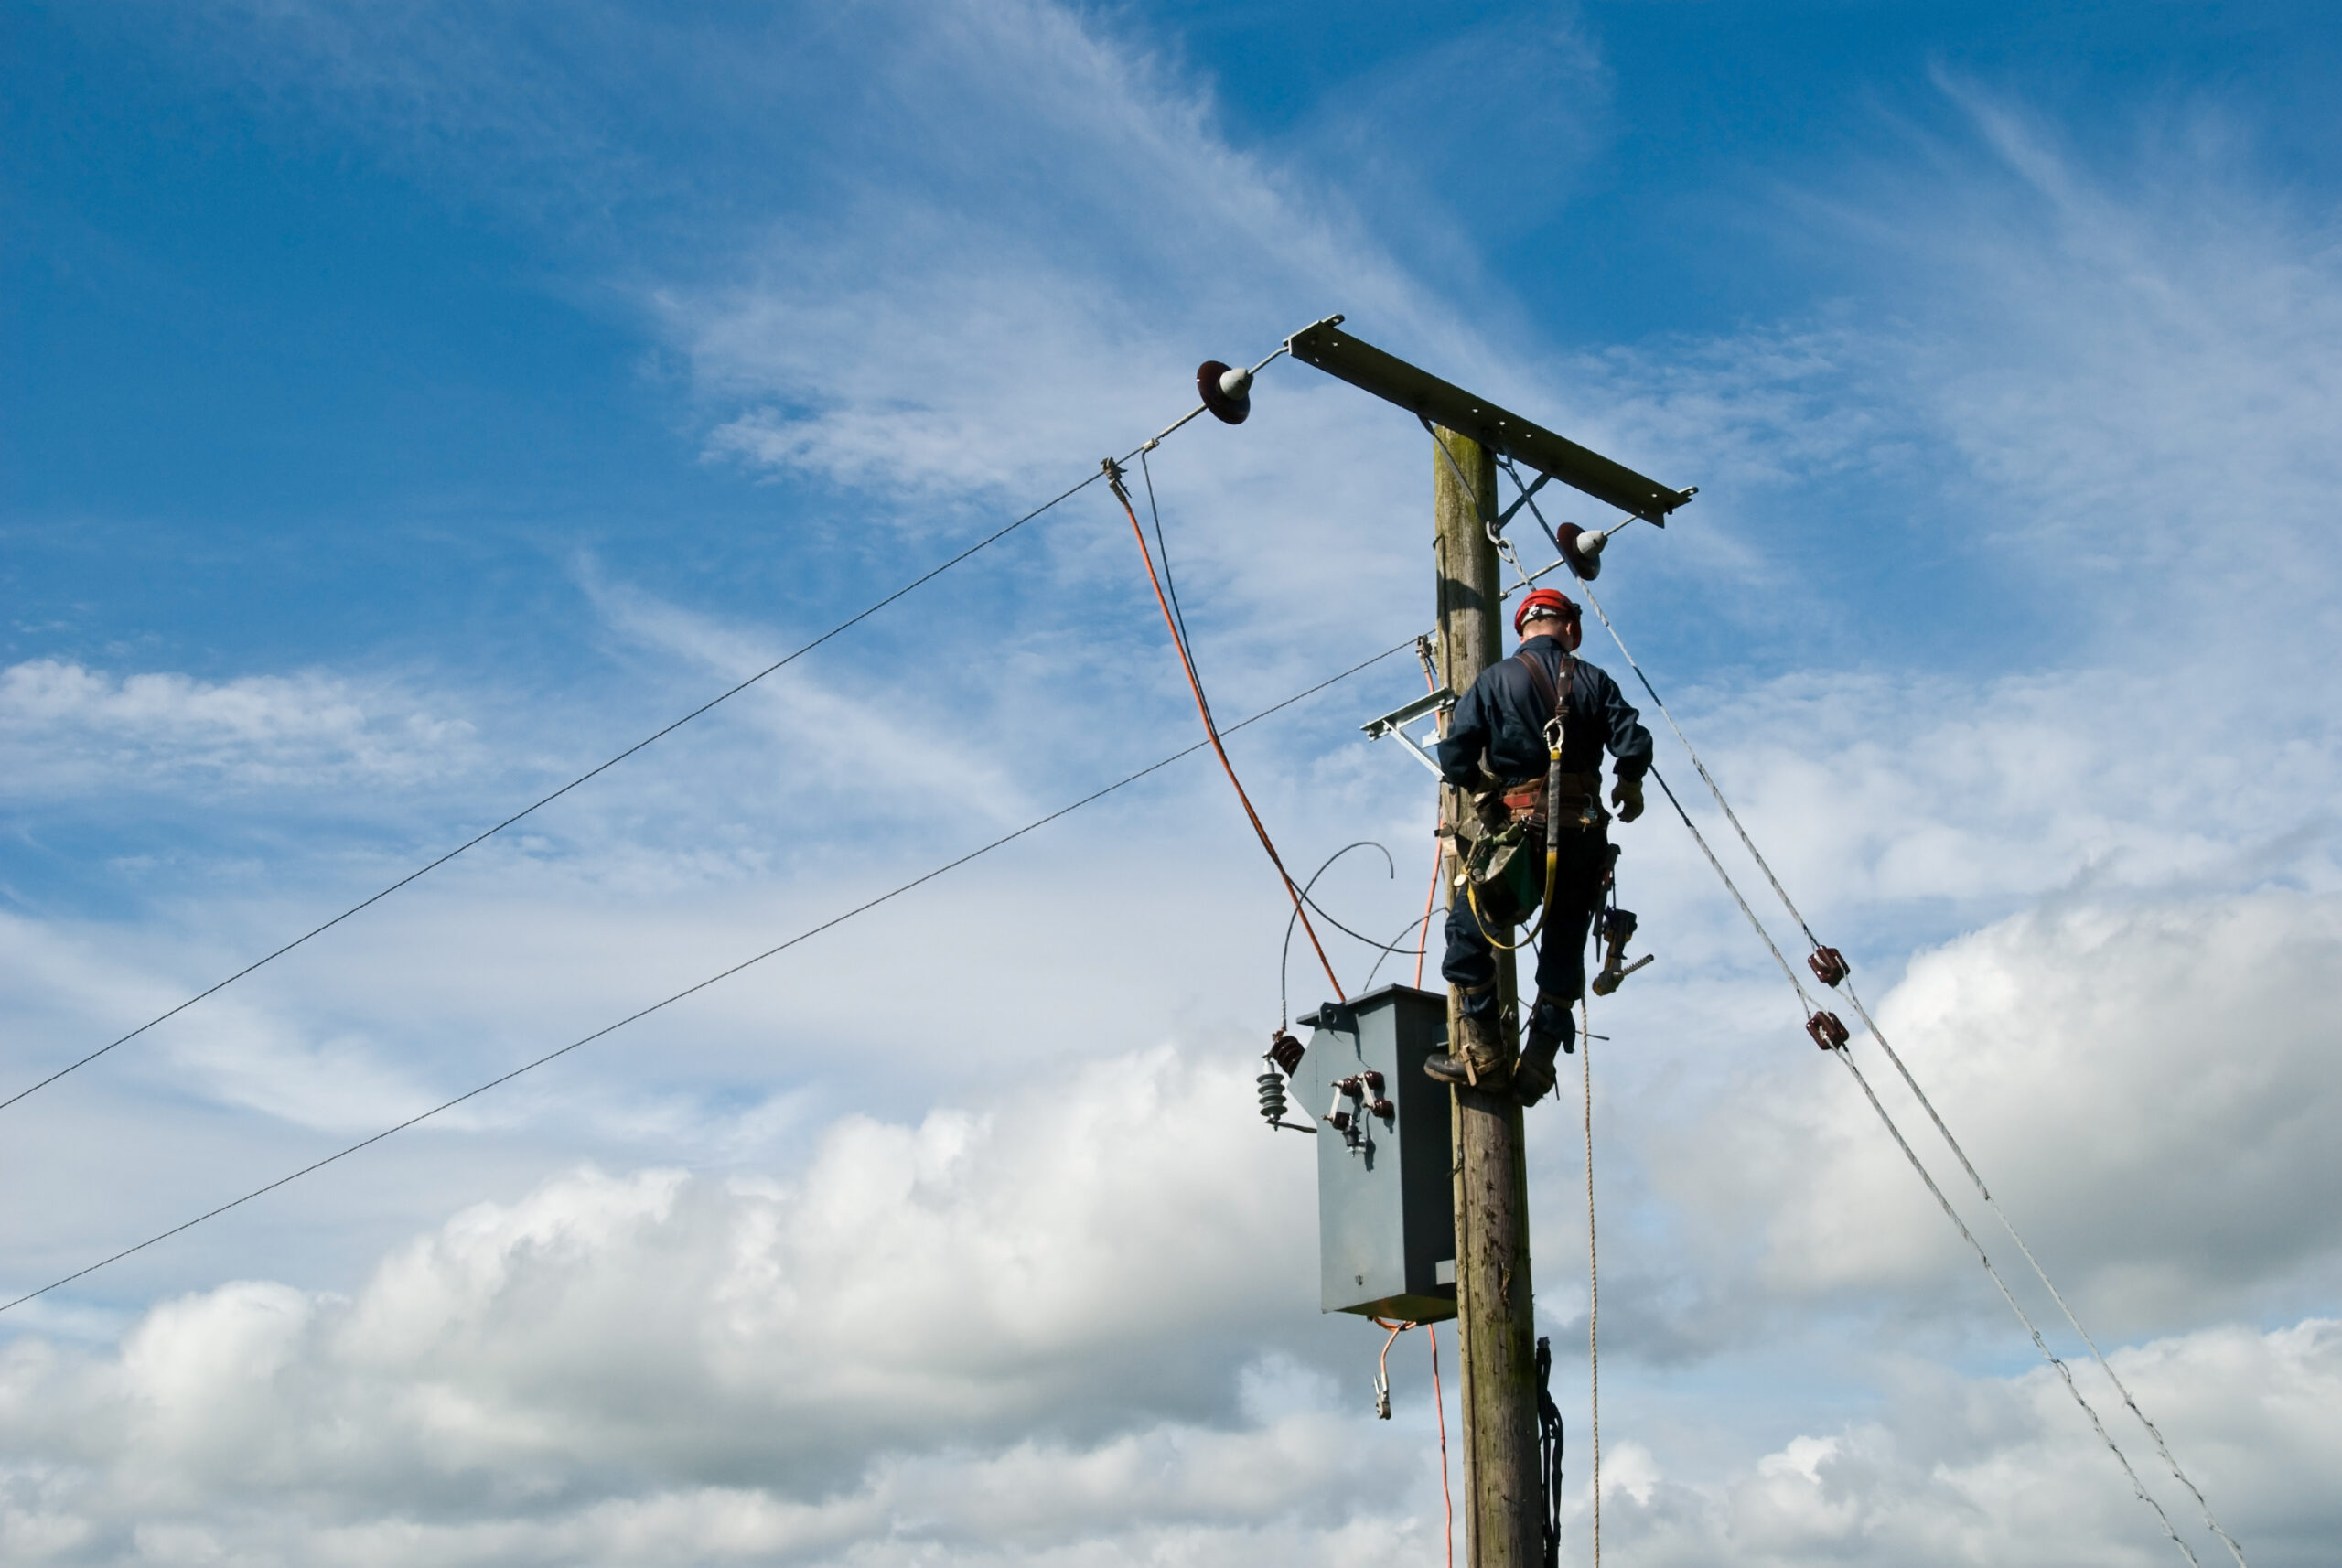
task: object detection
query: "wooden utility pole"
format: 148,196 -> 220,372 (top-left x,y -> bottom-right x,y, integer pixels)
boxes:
1433,427 -> 1542,1568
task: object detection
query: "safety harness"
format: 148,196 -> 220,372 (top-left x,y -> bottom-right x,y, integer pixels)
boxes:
1464,644 -> 1585,950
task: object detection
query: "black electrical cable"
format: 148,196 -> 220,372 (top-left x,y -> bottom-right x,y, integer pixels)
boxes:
0,636 -> 1415,1316
1297,886 -> 1433,955
1537,1335 -> 1564,1568
1137,447 -> 1209,723
1359,906 -> 1441,994
1277,841 -> 1393,1027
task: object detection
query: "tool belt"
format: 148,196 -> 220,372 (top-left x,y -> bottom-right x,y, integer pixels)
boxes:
1498,770 -> 1600,821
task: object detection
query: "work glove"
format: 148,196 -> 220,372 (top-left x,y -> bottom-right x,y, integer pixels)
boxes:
1610,772 -> 1645,823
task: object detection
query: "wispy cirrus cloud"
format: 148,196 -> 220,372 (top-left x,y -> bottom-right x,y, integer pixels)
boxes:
0,659 -> 478,795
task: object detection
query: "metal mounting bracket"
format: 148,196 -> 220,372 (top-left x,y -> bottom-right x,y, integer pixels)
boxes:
1363,684 -> 1456,779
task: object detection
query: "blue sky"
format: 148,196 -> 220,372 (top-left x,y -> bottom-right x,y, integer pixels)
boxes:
5,4 -> 2339,1565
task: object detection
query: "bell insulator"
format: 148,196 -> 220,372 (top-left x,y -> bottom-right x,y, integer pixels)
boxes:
1266,1029 -> 1305,1077
1198,360 -> 1252,424
1556,522 -> 1606,580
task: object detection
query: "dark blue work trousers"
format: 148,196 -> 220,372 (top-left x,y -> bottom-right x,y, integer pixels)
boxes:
1442,822 -> 1609,1048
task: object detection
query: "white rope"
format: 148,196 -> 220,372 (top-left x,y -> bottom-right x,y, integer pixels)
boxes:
1563,554 -> 2247,1568
1581,999 -> 1603,1568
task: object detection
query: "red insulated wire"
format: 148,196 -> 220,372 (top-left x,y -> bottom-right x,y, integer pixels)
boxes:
1413,854 -> 1438,990
1110,474 -> 1344,1001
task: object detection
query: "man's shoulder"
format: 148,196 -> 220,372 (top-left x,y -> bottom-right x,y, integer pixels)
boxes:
1475,651 -> 1536,690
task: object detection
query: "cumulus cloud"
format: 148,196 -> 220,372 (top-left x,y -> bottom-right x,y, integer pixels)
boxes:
0,1048 -> 1466,1566
1591,1317 -> 2338,1568
3,1055 -> 2326,1565
1630,887 -> 2342,1351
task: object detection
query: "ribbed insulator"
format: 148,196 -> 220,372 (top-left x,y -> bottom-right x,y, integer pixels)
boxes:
1256,1071 -> 1289,1129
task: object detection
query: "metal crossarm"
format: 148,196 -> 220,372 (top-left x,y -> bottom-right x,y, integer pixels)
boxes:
1362,686 -> 1457,737
1285,319 -> 1696,523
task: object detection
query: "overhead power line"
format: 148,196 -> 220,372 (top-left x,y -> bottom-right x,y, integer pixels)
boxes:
3,392 -> 1249,1121
0,637 -> 1413,1315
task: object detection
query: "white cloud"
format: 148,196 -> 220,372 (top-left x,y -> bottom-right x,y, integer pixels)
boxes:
1632,888 -> 2342,1344
1589,1317 -> 2338,1568
0,1049 -> 1466,1565
573,571 -> 1038,831
0,660 -> 478,796
4,1057 -> 2326,1565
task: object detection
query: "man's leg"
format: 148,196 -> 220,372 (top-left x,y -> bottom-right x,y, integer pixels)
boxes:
1425,892 -> 1515,1087
1512,831 -> 1606,1105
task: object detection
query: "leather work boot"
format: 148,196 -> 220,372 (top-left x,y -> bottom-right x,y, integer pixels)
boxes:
1511,993 -> 1575,1106
1510,1030 -> 1566,1106
1423,1010 -> 1513,1090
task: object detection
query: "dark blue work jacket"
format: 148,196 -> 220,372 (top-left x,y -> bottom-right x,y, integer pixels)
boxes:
1437,634 -> 1654,788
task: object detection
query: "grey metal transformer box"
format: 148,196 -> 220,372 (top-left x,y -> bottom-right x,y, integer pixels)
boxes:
1298,984 -> 1456,1321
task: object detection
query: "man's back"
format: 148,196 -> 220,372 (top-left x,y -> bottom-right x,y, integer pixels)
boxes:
1440,636 -> 1654,786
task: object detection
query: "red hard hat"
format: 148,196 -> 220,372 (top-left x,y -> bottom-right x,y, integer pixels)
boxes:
1513,587 -> 1579,636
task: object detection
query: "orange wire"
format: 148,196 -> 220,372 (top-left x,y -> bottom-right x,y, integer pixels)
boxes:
1413,848 -> 1438,989
1111,472 -> 1343,999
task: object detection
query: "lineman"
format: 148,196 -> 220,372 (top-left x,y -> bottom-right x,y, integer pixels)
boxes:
1424,586 -> 1652,1105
